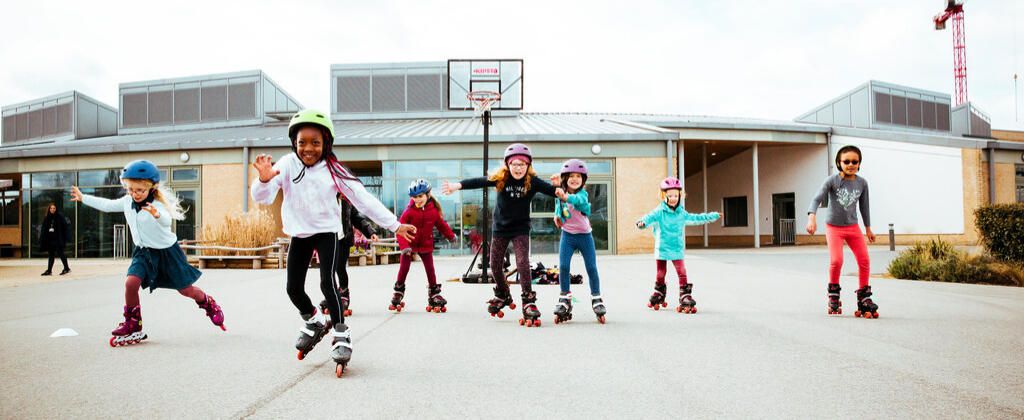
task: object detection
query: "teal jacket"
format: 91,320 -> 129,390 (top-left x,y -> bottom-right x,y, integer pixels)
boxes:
637,202 -> 720,260
555,189 -> 591,223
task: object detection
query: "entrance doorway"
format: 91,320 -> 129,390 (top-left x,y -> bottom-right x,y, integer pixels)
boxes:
772,193 -> 795,245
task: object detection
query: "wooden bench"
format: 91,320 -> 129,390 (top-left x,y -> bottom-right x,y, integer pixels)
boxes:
180,243 -> 282,269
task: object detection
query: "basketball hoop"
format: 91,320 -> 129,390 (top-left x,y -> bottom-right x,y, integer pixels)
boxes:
467,91 -> 501,117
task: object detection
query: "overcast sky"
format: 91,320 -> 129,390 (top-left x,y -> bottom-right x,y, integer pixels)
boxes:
2,0 -> 1022,130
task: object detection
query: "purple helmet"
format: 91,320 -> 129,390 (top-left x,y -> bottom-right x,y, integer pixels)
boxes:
660,177 -> 682,191
504,143 -> 532,165
560,159 -> 588,175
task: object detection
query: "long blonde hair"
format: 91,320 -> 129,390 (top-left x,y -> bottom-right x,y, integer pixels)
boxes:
122,178 -> 186,220
488,163 -> 536,192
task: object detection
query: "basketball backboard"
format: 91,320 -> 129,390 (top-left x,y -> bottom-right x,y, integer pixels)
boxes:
447,59 -> 523,110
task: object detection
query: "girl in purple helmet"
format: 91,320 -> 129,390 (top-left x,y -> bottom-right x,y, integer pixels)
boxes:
636,177 -> 722,314
70,160 -> 225,347
549,159 -> 607,324
442,143 -> 563,327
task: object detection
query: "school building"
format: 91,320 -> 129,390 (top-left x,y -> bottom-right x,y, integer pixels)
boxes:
1,62 -> 1023,259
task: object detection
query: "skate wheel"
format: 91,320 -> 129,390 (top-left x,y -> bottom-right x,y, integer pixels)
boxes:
336,364 -> 344,378
519,318 -> 525,326
676,306 -> 683,313
323,309 -> 330,315
598,316 -> 606,324
400,302 -> 406,308
109,337 -> 116,347
854,311 -> 862,318
873,312 -> 879,318
509,303 -> 516,310
497,312 -> 504,319
433,307 -> 441,313
441,307 -> 446,313
297,351 -> 306,361
647,302 -> 653,308
662,302 -> 668,308
344,310 -> 353,317
653,305 -> 660,311
388,304 -> 395,310
426,306 -> 432,313
396,306 -> 402,313
534,319 -> 541,327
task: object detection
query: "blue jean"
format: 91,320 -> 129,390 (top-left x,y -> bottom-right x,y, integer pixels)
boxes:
559,232 -> 601,294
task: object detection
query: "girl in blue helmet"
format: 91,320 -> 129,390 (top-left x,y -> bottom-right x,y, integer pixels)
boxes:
388,179 -> 457,313
71,160 -> 225,346
441,143 -> 563,327
251,109 -> 416,377
549,159 -> 607,324
636,177 -> 722,314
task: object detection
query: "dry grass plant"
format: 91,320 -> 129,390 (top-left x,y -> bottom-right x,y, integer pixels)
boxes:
200,208 -> 277,256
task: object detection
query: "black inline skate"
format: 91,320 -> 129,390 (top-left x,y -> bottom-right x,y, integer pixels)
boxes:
519,290 -> 542,327
553,291 -> 573,324
486,286 -> 517,318
592,294 -> 607,324
648,283 -> 668,310
330,323 -> 352,378
677,283 -> 696,314
388,282 -> 406,312
827,283 -> 842,315
854,285 -> 879,319
296,308 -> 331,360
426,284 -> 447,313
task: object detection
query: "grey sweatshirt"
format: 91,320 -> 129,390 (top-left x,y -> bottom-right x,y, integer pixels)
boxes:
807,174 -> 871,228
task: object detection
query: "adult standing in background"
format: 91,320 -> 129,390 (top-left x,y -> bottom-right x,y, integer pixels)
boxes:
39,203 -> 71,276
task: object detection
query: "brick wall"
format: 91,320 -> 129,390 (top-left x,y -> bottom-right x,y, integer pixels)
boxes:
995,163 -> 1016,204
201,164 -> 244,236
616,157 -> 671,254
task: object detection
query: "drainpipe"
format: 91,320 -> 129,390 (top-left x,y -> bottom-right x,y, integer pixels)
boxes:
987,145 -> 996,204
667,139 -> 674,177
243,145 -> 250,212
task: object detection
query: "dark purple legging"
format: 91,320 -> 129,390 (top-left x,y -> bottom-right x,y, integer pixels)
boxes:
655,259 -> 688,287
395,251 -> 437,286
490,235 -> 531,294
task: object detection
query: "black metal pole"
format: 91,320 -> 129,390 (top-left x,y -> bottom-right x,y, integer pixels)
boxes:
481,109 -> 491,282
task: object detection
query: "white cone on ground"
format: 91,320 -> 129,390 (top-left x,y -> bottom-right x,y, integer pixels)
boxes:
49,328 -> 79,338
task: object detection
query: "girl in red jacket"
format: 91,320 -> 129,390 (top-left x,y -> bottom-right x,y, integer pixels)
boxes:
389,179 -> 456,313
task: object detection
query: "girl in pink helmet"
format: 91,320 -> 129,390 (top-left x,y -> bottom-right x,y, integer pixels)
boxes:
442,143 -> 563,327
636,177 -> 721,313
549,159 -> 607,324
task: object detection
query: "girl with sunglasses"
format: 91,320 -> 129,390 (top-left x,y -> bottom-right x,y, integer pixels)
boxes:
806,145 -> 879,319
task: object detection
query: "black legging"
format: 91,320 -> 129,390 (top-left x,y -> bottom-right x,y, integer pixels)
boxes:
47,246 -> 70,272
334,237 -> 352,290
286,232 -> 344,325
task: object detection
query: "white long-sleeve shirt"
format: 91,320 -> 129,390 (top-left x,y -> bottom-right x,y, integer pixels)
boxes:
80,194 -> 178,249
250,153 -> 400,238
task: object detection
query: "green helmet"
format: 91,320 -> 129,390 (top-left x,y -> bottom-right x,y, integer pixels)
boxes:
288,109 -> 335,142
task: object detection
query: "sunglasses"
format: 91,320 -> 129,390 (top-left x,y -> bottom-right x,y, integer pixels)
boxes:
841,160 -> 860,165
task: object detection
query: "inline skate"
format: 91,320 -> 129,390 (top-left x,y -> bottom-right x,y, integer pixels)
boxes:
388,282 -> 406,312
854,286 -> 879,319
486,286 -> 517,318
519,291 -> 542,327
553,291 -> 573,324
296,308 -> 331,360
648,283 -> 668,310
676,283 -> 696,314
426,284 -> 447,313
827,283 -> 842,315
592,294 -> 607,324
197,294 -> 226,330
109,305 -> 147,347
331,323 -> 352,378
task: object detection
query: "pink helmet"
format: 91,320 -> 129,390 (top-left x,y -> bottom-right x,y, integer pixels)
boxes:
560,159 -> 588,175
504,143 -> 532,165
660,177 -> 682,191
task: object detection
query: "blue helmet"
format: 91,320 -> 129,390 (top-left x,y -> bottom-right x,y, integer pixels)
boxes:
121,160 -> 160,183
408,179 -> 431,196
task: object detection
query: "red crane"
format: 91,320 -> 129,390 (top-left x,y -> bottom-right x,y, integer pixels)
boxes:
934,0 -> 967,105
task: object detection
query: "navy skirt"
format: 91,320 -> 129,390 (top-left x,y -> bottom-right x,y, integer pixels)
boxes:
127,242 -> 202,292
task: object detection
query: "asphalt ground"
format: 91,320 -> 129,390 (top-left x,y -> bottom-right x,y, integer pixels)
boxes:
1,245 -> 1022,419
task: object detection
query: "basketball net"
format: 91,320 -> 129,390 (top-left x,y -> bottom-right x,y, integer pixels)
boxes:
467,91 -> 501,120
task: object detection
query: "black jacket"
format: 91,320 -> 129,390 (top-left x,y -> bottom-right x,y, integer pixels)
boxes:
38,213 -> 71,251
341,199 -> 376,246
459,174 -> 558,238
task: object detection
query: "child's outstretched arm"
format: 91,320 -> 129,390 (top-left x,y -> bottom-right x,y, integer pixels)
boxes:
336,177 -> 417,242
445,177 -> 493,195
70,186 -> 126,213
532,175 -> 561,197
250,154 -> 284,205
684,211 -> 722,226
636,208 -> 659,229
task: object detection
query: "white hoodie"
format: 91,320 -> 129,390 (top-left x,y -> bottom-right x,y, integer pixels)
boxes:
250,153 -> 400,238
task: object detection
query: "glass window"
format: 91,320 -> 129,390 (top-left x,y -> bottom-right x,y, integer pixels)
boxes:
159,170 -> 168,182
531,161 -> 563,175
529,217 -> 560,254
380,180 -> 396,219
532,193 -> 556,213
175,190 -> 197,245
588,161 -> 612,174
382,161 -> 395,179
586,183 -> 610,251
78,170 -> 120,187
32,172 -> 76,188
1017,165 -> 1024,204
172,168 -> 198,181
723,196 -> 748,227
76,187 -> 126,258
461,160 -> 501,178
1,190 -> 19,226
459,189 -> 496,255
396,160 -> 459,179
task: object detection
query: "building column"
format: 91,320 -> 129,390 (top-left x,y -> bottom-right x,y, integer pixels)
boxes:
702,142 -> 709,248
752,142 -> 760,248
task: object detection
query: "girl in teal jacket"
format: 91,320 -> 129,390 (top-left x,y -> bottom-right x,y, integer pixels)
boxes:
636,177 -> 721,313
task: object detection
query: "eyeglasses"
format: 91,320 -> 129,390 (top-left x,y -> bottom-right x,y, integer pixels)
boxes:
841,160 -> 860,165
508,162 -> 529,169
127,188 -> 150,195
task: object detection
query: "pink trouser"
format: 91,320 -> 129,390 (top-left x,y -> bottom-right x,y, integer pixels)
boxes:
826,224 -> 870,288
124,275 -> 206,307
655,260 -> 687,287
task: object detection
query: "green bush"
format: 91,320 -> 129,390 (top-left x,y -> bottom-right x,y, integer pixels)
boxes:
974,203 -> 1024,264
887,238 -> 1023,286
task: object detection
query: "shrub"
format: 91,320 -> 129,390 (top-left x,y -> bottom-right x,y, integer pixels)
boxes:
200,208 -> 277,256
887,238 -> 1023,286
974,203 -> 1024,264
